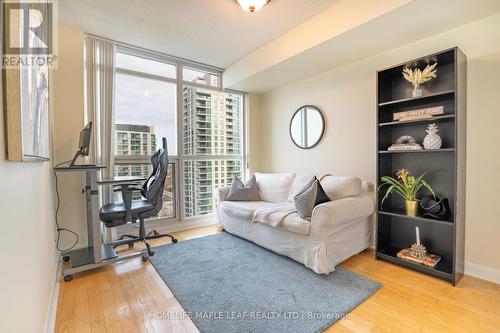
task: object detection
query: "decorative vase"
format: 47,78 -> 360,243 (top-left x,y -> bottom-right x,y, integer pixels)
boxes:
405,200 -> 418,216
412,85 -> 423,97
423,123 -> 442,149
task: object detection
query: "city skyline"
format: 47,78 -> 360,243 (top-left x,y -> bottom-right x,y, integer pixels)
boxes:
113,78 -> 243,219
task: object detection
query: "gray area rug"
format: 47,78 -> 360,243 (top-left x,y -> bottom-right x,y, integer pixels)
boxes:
149,232 -> 381,333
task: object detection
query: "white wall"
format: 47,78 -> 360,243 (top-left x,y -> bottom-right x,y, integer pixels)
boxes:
246,93 -> 262,175
256,13 -> 500,278
0,9 -> 58,333
52,24 -> 88,249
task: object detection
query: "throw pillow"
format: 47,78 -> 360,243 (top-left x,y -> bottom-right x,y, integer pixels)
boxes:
298,176 -> 332,205
294,176 -> 331,219
294,180 -> 318,219
226,175 -> 260,201
315,177 -> 331,206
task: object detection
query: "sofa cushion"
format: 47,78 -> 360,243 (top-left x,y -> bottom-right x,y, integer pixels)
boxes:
220,201 -> 275,219
255,173 -> 296,203
320,175 -> 361,200
226,175 -> 260,201
282,214 -> 311,236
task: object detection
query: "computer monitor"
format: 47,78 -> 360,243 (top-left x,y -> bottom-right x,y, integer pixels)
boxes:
69,121 -> 93,166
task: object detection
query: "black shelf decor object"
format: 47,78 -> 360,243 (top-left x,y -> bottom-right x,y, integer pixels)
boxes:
375,47 -> 466,286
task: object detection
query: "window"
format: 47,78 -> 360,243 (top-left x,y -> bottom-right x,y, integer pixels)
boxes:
114,74 -> 177,155
183,85 -> 244,218
111,45 -> 244,222
183,67 -> 220,88
113,49 -> 178,219
116,52 -> 176,79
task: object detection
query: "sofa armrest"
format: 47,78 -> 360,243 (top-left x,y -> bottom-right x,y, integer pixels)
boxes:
310,196 -> 374,238
215,186 -> 230,204
214,186 -> 230,228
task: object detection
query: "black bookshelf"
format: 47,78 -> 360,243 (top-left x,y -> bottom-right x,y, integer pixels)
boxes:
375,48 -> 466,286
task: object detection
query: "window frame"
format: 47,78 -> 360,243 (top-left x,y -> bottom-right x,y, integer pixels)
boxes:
112,43 -> 246,223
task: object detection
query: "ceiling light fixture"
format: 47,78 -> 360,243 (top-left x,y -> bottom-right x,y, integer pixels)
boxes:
237,0 -> 271,13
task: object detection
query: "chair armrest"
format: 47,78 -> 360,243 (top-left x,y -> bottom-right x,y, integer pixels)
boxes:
214,186 -> 230,204
310,196 -> 374,238
114,184 -> 142,223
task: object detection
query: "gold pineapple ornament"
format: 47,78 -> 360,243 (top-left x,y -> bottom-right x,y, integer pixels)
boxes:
423,123 -> 442,150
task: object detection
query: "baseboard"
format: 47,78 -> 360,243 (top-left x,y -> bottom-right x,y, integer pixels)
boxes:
117,216 -> 216,237
465,261 -> 500,285
44,256 -> 61,333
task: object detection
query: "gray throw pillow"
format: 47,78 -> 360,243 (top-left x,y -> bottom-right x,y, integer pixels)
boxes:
294,180 -> 318,219
226,175 -> 260,201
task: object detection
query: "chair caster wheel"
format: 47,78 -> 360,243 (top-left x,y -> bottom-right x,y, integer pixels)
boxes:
172,238 -> 178,243
128,243 -> 134,249
142,255 -> 148,262
62,255 -> 70,262
148,250 -> 155,256
63,275 -> 73,282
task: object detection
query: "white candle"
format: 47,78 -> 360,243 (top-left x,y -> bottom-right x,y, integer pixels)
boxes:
416,226 -> 421,245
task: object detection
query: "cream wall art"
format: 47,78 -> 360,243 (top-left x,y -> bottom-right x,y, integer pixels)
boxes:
3,1 -> 51,161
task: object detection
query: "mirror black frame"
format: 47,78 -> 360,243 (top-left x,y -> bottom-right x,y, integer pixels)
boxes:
289,105 -> 325,149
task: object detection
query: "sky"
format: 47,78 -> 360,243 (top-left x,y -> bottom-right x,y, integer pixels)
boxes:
114,52 -> 226,156
115,72 -> 178,154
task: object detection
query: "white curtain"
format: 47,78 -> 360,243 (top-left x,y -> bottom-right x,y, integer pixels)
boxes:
84,35 -> 116,204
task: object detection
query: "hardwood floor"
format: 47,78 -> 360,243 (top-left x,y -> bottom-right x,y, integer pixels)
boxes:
55,225 -> 500,333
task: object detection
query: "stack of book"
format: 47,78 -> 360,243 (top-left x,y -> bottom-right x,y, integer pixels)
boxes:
388,143 -> 422,151
393,106 -> 444,122
397,248 -> 442,267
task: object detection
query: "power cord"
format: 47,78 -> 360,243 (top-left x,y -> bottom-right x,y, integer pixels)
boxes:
54,160 -> 79,252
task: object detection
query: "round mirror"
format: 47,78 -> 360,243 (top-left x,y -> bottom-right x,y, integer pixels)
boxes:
289,105 -> 325,149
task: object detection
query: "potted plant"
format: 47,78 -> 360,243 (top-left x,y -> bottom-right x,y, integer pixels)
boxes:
402,63 -> 438,97
379,169 -> 435,216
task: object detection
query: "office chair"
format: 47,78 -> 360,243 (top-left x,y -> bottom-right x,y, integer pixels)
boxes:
99,138 -> 177,259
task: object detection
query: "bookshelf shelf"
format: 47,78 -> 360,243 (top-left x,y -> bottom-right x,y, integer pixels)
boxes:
378,210 -> 454,225
377,246 -> 453,281
379,148 -> 454,154
376,47 -> 466,286
378,90 -> 455,107
378,114 -> 455,127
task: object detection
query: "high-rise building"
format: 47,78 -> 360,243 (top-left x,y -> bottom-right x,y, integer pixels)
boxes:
113,124 -> 175,218
115,123 -> 157,156
115,123 -> 156,178
183,85 -> 242,217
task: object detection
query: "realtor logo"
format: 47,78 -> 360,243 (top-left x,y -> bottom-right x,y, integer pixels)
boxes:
2,0 -> 58,68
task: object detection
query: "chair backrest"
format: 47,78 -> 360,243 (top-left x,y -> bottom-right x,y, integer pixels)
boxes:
141,138 -> 169,214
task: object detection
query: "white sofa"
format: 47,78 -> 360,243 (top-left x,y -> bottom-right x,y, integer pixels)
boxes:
214,173 -> 375,274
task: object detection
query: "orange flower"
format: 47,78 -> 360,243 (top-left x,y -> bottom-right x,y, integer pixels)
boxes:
396,169 -> 409,185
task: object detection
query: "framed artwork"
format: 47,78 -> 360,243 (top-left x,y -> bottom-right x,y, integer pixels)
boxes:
4,63 -> 50,161
3,0 -> 51,161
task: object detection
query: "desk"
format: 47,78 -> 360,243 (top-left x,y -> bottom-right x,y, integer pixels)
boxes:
97,176 -> 147,185
55,166 -> 146,281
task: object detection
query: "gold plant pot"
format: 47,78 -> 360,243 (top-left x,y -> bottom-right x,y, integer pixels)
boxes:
405,200 -> 418,216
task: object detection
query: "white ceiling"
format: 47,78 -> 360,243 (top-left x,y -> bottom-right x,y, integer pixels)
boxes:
224,0 -> 500,92
58,0 -> 339,69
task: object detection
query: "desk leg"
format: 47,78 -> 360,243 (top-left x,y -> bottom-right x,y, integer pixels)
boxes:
86,170 -> 102,263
